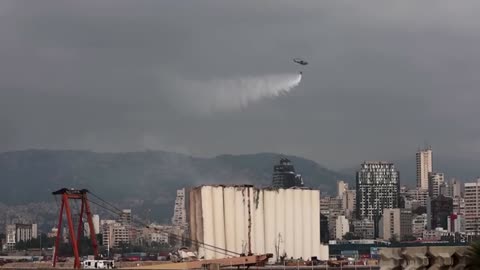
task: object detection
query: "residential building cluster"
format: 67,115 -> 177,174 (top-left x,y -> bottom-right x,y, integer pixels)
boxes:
2,189 -> 188,252
2,223 -> 38,250
321,146 -> 474,244
2,146 -> 478,261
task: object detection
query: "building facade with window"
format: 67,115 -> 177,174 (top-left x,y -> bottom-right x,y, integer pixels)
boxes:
356,162 -> 400,236
464,180 -> 480,234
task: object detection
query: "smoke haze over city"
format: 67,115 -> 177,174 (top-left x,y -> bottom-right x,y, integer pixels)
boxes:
1,1 -> 480,168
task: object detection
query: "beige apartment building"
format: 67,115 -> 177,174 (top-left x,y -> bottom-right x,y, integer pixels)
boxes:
416,147 -> 432,190
464,180 -> 480,234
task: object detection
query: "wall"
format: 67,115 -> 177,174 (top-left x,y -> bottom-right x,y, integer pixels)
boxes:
379,245 -> 468,270
189,186 -> 321,261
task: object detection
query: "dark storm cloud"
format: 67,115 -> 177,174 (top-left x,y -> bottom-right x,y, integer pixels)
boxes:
1,0 -> 480,168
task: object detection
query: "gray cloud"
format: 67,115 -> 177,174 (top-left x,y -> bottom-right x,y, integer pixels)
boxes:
1,0 -> 480,168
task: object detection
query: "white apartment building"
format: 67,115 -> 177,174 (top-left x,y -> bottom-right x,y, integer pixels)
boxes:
101,220 -> 116,247
84,214 -> 100,237
416,147 -> 432,189
4,225 -> 16,250
464,180 -> 480,234
335,215 -> 349,240
102,221 -> 130,247
337,180 -> 348,199
412,214 -> 427,238
3,223 -> 37,250
447,213 -> 465,233
423,229 -> 446,241
428,172 -> 445,198
16,224 -> 37,242
150,232 -> 169,244
112,224 -> 130,246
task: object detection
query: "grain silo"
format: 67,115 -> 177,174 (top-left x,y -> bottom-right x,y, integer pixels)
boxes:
188,185 -> 321,261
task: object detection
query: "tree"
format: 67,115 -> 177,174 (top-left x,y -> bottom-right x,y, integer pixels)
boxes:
14,234 -> 55,251
402,235 -> 417,242
466,241 -> 480,269
389,234 -> 399,244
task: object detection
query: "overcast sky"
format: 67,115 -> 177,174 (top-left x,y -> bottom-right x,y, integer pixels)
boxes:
1,0 -> 480,169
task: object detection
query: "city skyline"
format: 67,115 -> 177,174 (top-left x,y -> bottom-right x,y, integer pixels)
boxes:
1,150 -> 477,266
1,0 -> 480,267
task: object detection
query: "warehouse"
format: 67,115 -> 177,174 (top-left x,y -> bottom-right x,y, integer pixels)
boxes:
189,185 -> 321,261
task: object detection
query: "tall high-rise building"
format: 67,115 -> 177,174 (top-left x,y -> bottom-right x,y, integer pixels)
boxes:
464,179 -> 480,234
337,180 -> 348,199
356,162 -> 400,221
428,172 -> 445,198
342,189 -> 356,219
416,147 -> 432,189
272,158 -> 304,189
172,188 -> 187,227
92,214 -> 100,234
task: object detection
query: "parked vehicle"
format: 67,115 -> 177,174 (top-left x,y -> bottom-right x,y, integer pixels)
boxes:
81,259 -> 115,269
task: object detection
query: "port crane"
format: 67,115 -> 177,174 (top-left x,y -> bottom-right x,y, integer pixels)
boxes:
52,188 -> 99,269
52,188 -> 272,269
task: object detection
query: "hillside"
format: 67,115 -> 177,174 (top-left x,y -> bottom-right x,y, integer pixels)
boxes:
0,150 -> 351,222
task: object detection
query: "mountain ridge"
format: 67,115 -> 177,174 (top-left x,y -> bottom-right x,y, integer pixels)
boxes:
0,149 -> 351,222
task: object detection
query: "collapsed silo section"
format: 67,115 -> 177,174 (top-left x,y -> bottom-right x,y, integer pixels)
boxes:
188,185 -> 320,262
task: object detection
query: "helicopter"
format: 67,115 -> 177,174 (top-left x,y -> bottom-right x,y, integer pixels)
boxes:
293,58 -> 308,65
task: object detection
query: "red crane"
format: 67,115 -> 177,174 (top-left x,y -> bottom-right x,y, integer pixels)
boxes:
52,188 -> 99,269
